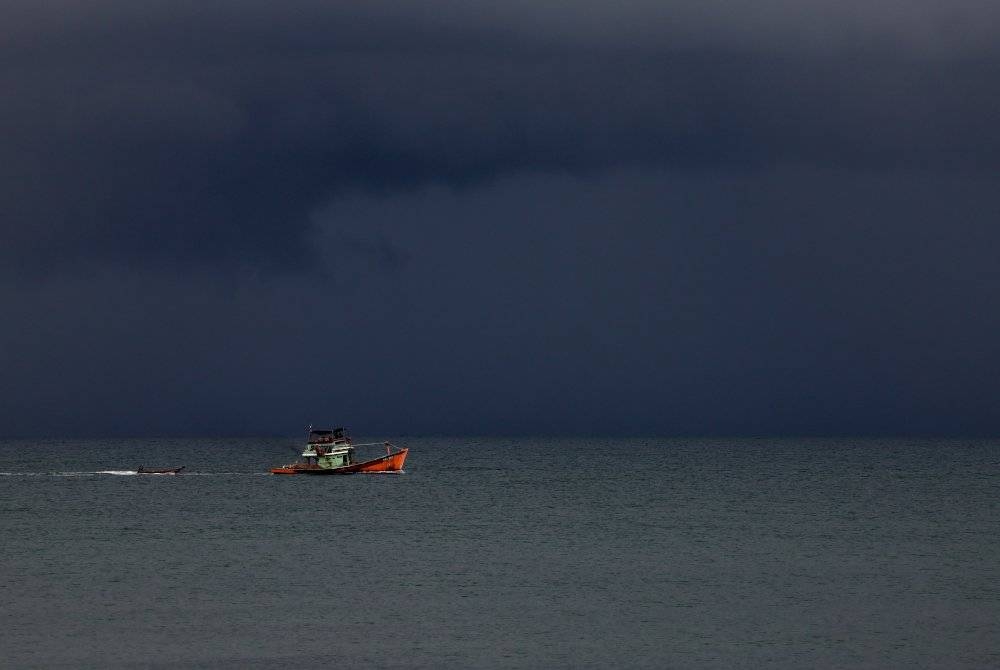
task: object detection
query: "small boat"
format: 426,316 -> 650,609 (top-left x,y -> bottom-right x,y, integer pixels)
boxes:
270,427 -> 408,475
136,465 -> 185,475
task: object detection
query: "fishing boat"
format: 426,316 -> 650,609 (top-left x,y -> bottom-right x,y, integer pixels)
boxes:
270,427 -> 408,475
136,465 -> 185,474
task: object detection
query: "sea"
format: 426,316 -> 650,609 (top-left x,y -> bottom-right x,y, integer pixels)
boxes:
2,437 -> 998,669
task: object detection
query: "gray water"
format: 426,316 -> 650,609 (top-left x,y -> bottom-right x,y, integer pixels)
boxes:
2,437 -> 998,669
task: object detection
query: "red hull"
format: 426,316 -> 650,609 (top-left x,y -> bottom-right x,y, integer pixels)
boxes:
270,448 -> 408,475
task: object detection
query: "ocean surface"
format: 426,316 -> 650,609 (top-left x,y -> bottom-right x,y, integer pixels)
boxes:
2,437 -> 998,669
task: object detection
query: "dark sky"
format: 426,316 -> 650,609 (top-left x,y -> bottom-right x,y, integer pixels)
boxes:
3,2 -> 1000,436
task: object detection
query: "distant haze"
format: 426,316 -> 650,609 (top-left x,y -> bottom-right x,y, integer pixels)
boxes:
2,1 -> 999,436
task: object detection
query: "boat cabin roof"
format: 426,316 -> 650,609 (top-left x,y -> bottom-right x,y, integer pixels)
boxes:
310,427 -> 346,437
308,427 -> 348,444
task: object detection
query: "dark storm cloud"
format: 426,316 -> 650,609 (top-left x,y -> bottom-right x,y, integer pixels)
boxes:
307,169 -> 1000,435
4,167 -> 1000,436
4,2 -> 1000,437
3,1 -> 1000,271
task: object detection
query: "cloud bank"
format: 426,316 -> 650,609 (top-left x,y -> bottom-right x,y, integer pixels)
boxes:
2,2 -> 999,435
3,1 -> 999,270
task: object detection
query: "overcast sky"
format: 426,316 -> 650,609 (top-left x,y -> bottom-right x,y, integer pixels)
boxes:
2,1 -> 999,436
